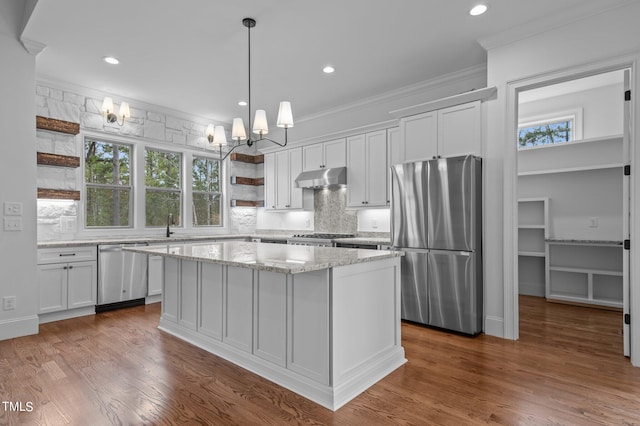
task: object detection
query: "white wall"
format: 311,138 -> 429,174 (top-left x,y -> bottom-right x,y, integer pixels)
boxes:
519,83 -> 623,140
484,1 -> 640,366
0,2 -> 39,339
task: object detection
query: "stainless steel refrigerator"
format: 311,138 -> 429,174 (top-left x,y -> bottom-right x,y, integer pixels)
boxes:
391,155 -> 482,335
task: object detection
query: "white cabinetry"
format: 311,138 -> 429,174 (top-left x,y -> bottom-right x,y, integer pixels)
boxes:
37,246 -> 97,323
518,198 -> 548,297
147,254 -> 163,297
347,130 -> 389,207
546,241 -> 623,308
264,147 -> 312,210
400,100 -> 481,161
302,138 -> 346,171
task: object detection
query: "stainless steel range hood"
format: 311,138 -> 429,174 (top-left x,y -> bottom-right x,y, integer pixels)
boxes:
295,167 -> 347,189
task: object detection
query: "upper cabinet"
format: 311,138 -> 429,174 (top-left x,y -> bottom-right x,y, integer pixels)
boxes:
264,147 -> 312,211
400,100 -> 482,161
347,130 -> 390,208
302,138 -> 346,171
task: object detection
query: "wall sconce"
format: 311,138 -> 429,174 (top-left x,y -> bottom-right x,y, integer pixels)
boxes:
102,97 -> 130,126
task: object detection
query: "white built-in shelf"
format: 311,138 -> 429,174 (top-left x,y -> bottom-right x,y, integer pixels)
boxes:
518,134 -> 624,176
546,240 -> 623,309
518,224 -> 545,229
549,266 -> 623,276
518,163 -> 623,176
518,251 -> 545,257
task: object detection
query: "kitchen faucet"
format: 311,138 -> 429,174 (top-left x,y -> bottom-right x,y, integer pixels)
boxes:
166,213 -> 175,237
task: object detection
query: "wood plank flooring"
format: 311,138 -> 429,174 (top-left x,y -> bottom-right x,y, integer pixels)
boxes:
1,296 -> 639,425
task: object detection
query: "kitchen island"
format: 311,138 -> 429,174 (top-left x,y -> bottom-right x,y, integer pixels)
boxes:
125,241 -> 405,411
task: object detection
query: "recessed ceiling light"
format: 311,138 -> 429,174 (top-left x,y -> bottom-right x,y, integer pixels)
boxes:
103,56 -> 120,65
323,66 -> 335,74
469,4 -> 487,16
238,101 -> 248,106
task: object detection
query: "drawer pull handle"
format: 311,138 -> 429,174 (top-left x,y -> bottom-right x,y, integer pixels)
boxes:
59,253 -> 77,257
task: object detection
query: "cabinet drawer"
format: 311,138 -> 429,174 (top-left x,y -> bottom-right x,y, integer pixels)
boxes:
38,246 -> 98,264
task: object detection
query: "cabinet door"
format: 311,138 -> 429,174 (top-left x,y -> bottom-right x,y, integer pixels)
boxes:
401,111 -> 438,161
366,130 -> 389,206
38,264 -> 67,314
264,153 -> 277,210
387,127 -> 401,206
438,101 -> 481,157
162,257 -> 180,323
346,134 -> 367,207
288,148 -> 304,209
323,138 -> 346,168
67,261 -> 97,309
275,150 -> 290,209
147,255 -> 164,296
302,144 -> 324,171
179,260 -> 198,331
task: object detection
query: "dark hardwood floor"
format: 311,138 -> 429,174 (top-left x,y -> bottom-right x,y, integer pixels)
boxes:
1,296 -> 639,425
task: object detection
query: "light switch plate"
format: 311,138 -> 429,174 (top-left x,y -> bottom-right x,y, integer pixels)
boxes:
4,217 -> 22,231
4,202 -> 23,216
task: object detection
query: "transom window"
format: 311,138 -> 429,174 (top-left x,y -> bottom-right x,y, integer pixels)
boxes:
192,156 -> 222,226
145,148 -> 182,227
517,109 -> 582,150
84,138 -> 132,228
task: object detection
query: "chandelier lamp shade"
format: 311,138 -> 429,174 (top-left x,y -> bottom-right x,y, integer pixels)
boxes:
207,18 -> 294,160
101,97 -> 131,126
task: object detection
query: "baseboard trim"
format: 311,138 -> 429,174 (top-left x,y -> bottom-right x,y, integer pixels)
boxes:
0,315 -> 39,341
484,316 -> 505,338
39,307 -> 95,324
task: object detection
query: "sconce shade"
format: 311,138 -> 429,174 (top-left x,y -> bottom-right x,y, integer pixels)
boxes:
119,102 -> 131,119
213,125 -> 227,146
102,97 -> 114,113
252,110 -> 269,135
276,101 -> 294,128
232,118 -> 247,141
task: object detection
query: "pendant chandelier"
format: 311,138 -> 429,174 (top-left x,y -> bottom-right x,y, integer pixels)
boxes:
207,18 -> 293,159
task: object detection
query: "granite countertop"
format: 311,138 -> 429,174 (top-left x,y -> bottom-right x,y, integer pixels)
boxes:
37,233 -> 388,248
545,238 -> 623,246
124,241 -> 403,274
333,237 -> 392,246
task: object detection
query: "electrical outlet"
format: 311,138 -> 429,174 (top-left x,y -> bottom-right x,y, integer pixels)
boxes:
3,296 -> 16,311
588,217 -> 599,228
4,202 -> 22,216
372,219 -> 378,229
4,217 -> 22,231
305,218 -> 311,228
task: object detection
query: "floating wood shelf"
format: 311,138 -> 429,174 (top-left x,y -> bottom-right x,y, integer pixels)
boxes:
230,199 -> 264,208
37,152 -> 80,168
231,176 -> 264,186
37,188 -> 81,200
230,153 -> 264,164
36,116 -> 80,135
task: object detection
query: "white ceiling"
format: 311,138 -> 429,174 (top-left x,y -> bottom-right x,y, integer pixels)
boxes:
22,0 -> 630,125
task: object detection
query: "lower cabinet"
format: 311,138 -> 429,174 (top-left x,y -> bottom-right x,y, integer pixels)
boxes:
147,254 -> 164,296
161,258 -> 329,383
37,246 -> 97,321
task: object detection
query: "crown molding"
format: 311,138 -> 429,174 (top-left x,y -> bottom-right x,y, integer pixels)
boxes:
20,37 -> 46,56
296,64 -> 487,125
478,0 -> 635,51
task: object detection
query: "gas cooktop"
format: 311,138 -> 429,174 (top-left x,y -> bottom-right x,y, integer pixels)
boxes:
290,233 -> 355,239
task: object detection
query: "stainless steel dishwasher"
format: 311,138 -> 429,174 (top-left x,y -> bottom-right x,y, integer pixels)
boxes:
97,243 -> 149,312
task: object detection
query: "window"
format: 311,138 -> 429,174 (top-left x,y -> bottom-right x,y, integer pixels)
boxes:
145,148 -> 182,226
84,138 -> 132,227
192,156 -> 222,226
517,108 -> 582,150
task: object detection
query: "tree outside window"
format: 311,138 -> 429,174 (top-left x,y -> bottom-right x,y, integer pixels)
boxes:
84,138 -> 132,227
518,118 -> 573,148
192,156 -> 222,226
145,148 -> 182,226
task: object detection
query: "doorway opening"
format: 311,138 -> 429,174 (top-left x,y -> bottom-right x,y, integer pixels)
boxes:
515,68 -> 630,356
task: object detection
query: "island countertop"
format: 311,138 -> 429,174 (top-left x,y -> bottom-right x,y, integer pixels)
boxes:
125,241 -> 403,274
